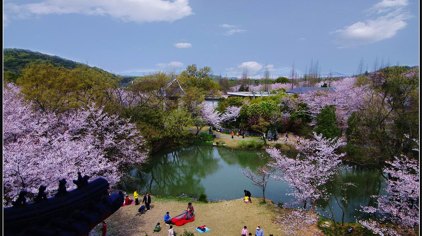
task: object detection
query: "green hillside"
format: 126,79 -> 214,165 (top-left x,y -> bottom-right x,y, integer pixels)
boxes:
3,48 -> 119,83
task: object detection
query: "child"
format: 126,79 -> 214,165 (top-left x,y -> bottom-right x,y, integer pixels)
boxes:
168,225 -> 175,236
164,212 -> 172,224
153,222 -> 161,232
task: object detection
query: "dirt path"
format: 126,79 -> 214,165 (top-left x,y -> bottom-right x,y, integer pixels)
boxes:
96,197 -> 322,236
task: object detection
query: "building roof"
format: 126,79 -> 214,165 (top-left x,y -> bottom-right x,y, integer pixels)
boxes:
286,86 -> 334,94
227,91 -> 272,97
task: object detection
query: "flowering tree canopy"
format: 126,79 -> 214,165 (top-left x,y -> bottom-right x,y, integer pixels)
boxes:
199,102 -> 241,129
299,77 -> 370,128
266,132 -> 345,208
3,83 -> 147,205
200,102 -> 221,128
220,106 -> 241,123
359,152 -> 419,235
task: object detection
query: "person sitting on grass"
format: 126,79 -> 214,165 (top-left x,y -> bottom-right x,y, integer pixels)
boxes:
124,195 -> 133,205
153,222 -> 161,232
186,202 -> 195,219
244,190 -> 252,203
138,205 -> 146,214
164,212 -> 172,224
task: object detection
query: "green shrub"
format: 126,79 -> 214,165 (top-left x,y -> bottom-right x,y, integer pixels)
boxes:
274,143 -> 282,149
238,140 -> 264,149
198,193 -> 208,203
198,132 -> 214,141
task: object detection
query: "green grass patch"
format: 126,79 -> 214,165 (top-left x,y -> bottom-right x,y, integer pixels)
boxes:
238,139 -> 265,149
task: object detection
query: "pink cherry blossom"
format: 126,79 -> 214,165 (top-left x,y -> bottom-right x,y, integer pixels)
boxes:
266,132 -> 345,208
3,83 -> 147,205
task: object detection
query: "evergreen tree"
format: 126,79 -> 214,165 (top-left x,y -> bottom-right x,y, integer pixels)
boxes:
314,105 -> 341,138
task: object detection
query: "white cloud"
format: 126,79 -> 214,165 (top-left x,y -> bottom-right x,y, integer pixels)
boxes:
174,42 -> 192,48
372,0 -> 408,12
238,61 -> 263,75
6,0 -> 192,23
219,23 -> 246,36
334,0 -> 410,47
157,61 -> 184,71
264,64 -> 275,71
226,63 -> 302,79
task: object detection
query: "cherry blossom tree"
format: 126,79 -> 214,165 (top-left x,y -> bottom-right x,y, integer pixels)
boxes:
242,164 -> 273,203
266,132 -> 345,209
199,102 -> 241,129
299,77 -> 371,128
270,83 -> 290,91
220,106 -> 241,123
359,150 -> 419,235
3,83 -> 147,205
200,102 -> 221,129
275,209 -> 319,236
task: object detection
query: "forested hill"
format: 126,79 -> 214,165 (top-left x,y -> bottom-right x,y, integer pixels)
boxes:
3,48 -> 120,83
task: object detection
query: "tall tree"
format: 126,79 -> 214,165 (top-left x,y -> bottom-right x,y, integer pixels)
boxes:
266,133 -> 345,209
16,63 -> 117,113
314,105 -> 341,138
3,83 -> 147,204
243,164 -> 273,203
359,145 -> 419,235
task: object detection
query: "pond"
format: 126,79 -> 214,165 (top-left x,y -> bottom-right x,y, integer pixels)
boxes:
120,145 -> 384,222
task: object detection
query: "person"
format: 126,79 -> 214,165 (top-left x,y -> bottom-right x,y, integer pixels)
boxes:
186,202 -> 194,219
231,130 -> 234,139
241,226 -> 248,236
255,226 -> 264,236
138,205 -> 146,214
164,212 -> 172,224
134,190 -> 139,205
124,195 -> 133,205
285,132 -> 288,142
168,225 -> 175,236
101,221 -> 107,236
243,196 -> 250,203
143,193 -> 152,210
244,190 -> 252,203
153,222 -> 161,232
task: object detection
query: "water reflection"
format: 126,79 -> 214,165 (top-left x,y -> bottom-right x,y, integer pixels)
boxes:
317,166 -> 384,222
120,146 -> 220,197
121,145 -> 383,222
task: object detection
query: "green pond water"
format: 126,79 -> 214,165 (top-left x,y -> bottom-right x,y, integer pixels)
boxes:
121,145 -> 383,222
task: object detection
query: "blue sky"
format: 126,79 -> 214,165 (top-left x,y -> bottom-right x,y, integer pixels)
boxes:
4,0 -> 420,78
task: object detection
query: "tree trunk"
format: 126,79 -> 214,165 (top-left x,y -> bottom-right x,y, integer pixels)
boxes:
262,187 -> 266,203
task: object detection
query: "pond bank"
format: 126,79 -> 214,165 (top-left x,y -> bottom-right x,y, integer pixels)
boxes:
96,196 -> 322,236
210,129 -> 298,150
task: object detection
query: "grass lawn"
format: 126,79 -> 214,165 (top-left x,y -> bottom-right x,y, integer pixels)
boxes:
94,196 -> 323,236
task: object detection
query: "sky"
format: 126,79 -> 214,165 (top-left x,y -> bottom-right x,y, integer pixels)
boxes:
3,0 -> 420,78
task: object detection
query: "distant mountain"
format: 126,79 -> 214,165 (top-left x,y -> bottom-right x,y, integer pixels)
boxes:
3,48 -> 119,83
